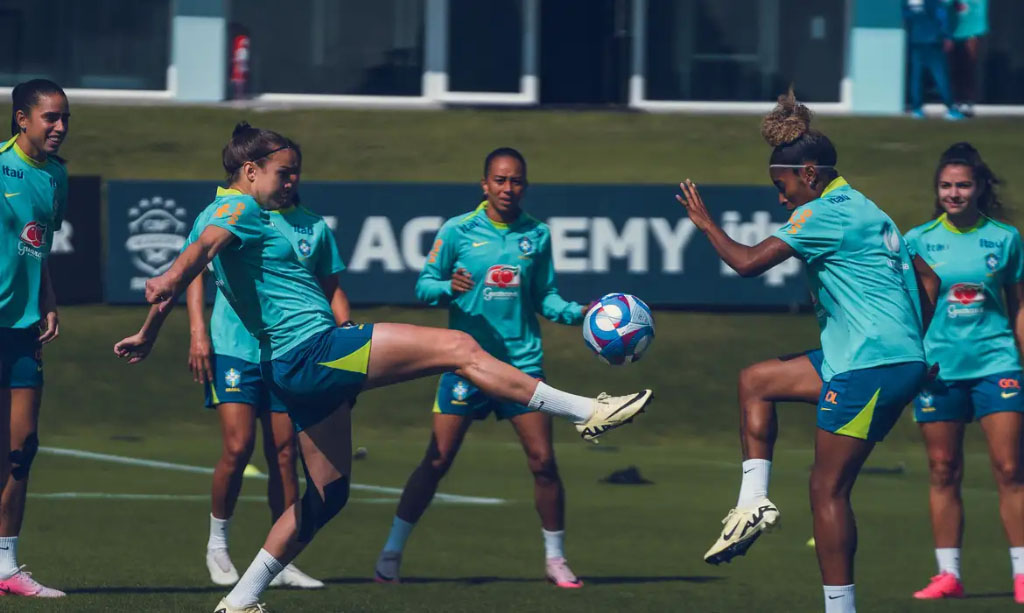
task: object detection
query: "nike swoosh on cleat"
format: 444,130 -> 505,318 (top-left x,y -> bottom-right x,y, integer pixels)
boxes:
605,392 -> 648,419
215,609 -> 227,613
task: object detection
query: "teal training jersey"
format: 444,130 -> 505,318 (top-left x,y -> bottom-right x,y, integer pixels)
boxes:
905,213 -> 1023,380
773,177 -> 925,381
206,204 -> 345,364
950,0 -> 988,39
185,188 -> 339,360
418,202 -> 583,373
0,137 -> 68,328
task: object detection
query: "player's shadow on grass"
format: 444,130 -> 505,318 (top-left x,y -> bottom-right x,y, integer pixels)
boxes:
324,576 -> 722,586
962,591 -> 1014,600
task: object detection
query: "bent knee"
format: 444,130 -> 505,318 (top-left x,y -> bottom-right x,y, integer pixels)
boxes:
222,437 -> 255,464
448,331 -> 485,368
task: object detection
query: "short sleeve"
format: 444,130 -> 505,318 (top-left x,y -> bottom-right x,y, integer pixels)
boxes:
315,221 -> 346,277
1008,229 -> 1024,283
903,228 -> 921,259
207,199 -> 263,246
772,202 -> 843,263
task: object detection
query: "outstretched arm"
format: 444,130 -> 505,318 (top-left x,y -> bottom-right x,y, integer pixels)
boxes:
113,303 -> 173,364
677,179 -> 796,277
146,225 -> 237,311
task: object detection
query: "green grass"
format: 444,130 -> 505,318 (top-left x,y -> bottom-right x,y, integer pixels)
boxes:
7,107 -> 1024,610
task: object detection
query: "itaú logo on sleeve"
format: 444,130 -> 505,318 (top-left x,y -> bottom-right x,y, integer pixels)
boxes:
946,282 -> 985,318
483,264 -> 520,300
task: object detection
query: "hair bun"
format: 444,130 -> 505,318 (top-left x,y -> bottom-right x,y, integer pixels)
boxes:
232,121 -> 254,137
761,88 -> 813,148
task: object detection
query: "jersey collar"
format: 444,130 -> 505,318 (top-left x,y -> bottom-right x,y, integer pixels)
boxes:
938,212 -> 987,234
476,200 -> 523,230
1,136 -> 48,169
216,187 -> 244,197
821,176 -> 848,196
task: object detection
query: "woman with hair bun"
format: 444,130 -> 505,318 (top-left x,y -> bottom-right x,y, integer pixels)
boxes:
678,91 -> 939,613
905,143 -> 1024,603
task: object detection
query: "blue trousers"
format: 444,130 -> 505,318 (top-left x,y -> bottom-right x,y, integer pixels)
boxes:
909,43 -> 954,109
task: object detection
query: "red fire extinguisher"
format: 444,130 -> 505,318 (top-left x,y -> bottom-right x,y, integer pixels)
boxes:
230,34 -> 250,99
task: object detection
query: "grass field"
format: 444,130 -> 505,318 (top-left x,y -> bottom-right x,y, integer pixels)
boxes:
6,105 -> 1024,611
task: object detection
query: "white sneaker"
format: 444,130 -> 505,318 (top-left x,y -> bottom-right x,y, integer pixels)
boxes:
268,563 -> 324,589
213,598 -> 268,613
373,550 -> 402,584
206,548 -> 239,586
703,498 -> 780,565
575,390 -> 653,442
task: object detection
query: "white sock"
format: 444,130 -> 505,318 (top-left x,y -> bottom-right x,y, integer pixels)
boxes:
226,548 -> 283,608
528,382 -> 593,423
823,584 -> 856,613
208,514 -> 231,551
543,529 -> 565,559
736,459 -> 771,507
936,547 -> 961,579
383,516 -> 415,553
0,537 -> 18,578
1011,547 -> 1024,576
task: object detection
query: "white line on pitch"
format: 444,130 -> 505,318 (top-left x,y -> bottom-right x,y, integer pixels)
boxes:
39,446 -> 506,505
28,492 -> 401,504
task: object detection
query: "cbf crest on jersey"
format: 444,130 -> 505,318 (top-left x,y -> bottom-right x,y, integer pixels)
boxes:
518,236 -> 534,256
297,238 -> 312,257
126,196 -> 188,290
986,253 -> 1000,272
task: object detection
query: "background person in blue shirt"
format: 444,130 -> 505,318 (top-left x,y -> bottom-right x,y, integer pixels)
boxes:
904,0 -> 963,120
904,143 -> 1024,603
679,92 -> 936,613
0,80 -> 70,599
373,148 -> 588,588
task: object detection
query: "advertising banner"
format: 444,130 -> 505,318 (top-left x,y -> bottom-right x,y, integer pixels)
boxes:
49,175 -> 103,304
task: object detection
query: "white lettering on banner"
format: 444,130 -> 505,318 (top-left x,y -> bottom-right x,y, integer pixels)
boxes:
401,216 -> 443,270
348,216 -> 403,271
51,221 -> 74,254
547,217 -> 590,272
649,218 -> 697,273
719,211 -> 800,286
590,218 -> 647,272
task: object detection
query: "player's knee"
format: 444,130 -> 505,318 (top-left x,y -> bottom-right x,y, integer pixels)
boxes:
424,448 -> 457,477
297,475 -> 350,542
808,470 -> 844,504
271,438 -> 296,467
527,453 -> 559,483
738,363 -> 771,398
9,432 -> 39,481
990,457 -> 1023,488
449,331 -> 484,369
928,453 -> 963,488
223,434 -> 255,465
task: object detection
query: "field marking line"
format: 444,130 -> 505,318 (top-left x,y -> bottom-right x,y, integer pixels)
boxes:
28,492 -> 401,504
39,446 -> 506,505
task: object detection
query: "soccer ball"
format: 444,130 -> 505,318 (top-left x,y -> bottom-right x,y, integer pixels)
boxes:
583,293 -> 655,365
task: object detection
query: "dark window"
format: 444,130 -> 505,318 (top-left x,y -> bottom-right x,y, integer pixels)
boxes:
447,0 -> 522,93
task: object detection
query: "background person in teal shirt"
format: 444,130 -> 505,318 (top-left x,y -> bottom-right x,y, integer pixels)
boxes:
904,143 -> 1024,603
945,0 -> 989,116
114,124 -> 652,613
0,80 -> 69,599
678,92 -> 937,613
374,149 -> 588,588
186,191 -> 348,590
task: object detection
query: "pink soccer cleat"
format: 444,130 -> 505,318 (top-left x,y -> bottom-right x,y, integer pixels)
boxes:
913,572 -> 964,599
1015,574 -> 1024,604
0,566 -> 65,597
545,557 -> 583,589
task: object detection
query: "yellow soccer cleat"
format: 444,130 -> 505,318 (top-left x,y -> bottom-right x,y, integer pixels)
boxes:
703,498 -> 780,565
575,390 -> 653,442
213,599 -> 269,613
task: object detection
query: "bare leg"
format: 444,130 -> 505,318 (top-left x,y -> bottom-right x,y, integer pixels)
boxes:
394,413 -> 473,524
738,355 -> 822,461
510,412 -> 563,532
919,421 -> 966,549
810,429 -> 875,585
979,411 -> 1024,547
260,411 -> 299,523
0,388 -> 40,538
210,404 -> 257,520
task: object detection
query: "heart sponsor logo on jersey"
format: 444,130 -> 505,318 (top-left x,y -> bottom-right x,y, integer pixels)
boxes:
483,264 -> 520,300
946,282 -> 985,318
20,221 -> 46,248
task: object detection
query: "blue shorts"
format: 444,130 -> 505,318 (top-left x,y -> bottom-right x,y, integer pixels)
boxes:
263,324 -> 374,432
914,371 -> 1024,423
803,349 -> 927,442
433,371 -> 542,421
0,328 -> 42,389
204,354 -> 286,413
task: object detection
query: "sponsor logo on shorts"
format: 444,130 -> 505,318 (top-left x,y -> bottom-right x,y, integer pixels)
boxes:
824,391 -> 839,405
451,380 -> 469,404
127,196 -> 188,291
918,391 -> 934,408
18,221 -> 47,258
1000,378 -> 1020,399
225,368 -> 242,391
986,252 -> 1000,272
297,238 -> 312,257
483,264 -> 520,301
946,282 -> 985,318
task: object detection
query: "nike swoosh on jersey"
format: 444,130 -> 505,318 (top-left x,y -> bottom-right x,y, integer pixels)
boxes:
3,192 -> 19,198
929,261 -> 946,268
1002,391 -> 1019,399
472,241 -> 488,247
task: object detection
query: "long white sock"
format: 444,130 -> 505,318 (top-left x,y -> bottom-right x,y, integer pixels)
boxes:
208,514 -> 231,551
936,547 -> 961,578
543,529 -> 565,559
823,584 -> 856,613
0,537 -> 18,578
1011,547 -> 1024,576
383,516 -> 415,553
226,548 -> 283,607
736,459 -> 771,507
528,382 -> 593,423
